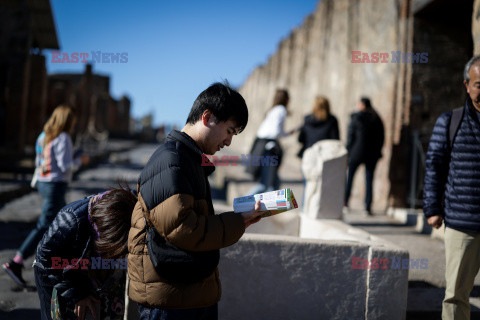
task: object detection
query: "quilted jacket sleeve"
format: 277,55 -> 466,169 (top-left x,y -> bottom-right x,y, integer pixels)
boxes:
148,192 -> 245,252
423,112 -> 451,218
140,164 -> 245,252
38,202 -> 93,305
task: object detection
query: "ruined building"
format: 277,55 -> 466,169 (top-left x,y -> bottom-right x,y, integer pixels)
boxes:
48,64 -> 131,141
236,0 -> 475,210
0,0 -> 59,156
0,0 -> 131,167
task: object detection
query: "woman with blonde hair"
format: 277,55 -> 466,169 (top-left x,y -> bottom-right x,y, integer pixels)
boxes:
297,95 -> 339,158
3,105 -> 88,287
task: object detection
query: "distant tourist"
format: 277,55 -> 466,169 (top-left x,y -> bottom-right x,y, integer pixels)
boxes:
3,105 -> 89,286
128,82 -> 265,320
344,97 -> 384,215
424,55 -> 480,319
247,89 -> 295,195
297,95 -> 339,159
34,187 -> 136,320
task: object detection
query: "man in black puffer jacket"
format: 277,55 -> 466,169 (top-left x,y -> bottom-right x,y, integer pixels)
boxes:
344,97 -> 384,215
128,82 -> 265,320
424,55 -> 480,320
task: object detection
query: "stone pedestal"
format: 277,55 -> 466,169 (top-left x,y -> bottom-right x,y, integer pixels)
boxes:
301,140 -> 347,219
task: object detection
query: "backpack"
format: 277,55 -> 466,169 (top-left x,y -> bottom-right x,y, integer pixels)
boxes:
448,106 -> 465,149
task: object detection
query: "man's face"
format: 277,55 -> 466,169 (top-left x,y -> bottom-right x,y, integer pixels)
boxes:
356,101 -> 365,111
203,113 -> 240,155
464,65 -> 480,111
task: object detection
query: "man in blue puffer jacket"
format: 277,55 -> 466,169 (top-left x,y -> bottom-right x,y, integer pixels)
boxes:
424,55 -> 480,320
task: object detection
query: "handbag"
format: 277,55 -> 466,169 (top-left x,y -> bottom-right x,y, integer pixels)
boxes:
245,137 -> 263,180
51,287 -> 62,320
32,141 -> 46,189
50,287 -> 76,320
145,221 -> 219,283
30,167 -> 40,189
51,287 -> 102,320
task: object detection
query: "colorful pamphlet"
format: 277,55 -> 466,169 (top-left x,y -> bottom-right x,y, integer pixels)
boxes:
233,188 -> 298,217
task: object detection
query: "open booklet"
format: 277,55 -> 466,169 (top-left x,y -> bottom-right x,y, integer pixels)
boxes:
233,188 -> 298,218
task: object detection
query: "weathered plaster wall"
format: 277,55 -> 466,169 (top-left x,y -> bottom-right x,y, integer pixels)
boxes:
236,0 -> 407,211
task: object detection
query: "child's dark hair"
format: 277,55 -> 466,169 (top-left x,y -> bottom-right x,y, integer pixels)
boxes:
186,81 -> 248,133
90,185 -> 137,259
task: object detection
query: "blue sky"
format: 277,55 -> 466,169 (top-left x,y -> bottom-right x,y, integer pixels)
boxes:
47,0 -> 319,127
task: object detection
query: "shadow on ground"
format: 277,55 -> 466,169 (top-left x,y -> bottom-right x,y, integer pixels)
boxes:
0,309 -> 40,319
0,221 -> 36,251
407,281 -> 480,320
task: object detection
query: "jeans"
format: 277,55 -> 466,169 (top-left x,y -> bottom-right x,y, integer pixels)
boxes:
19,181 -> 67,258
138,303 -> 218,320
344,159 -> 377,211
34,266 -> 55,320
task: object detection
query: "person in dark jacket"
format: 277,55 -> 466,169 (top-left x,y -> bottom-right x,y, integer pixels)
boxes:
344,97 -> 384,215
128,82 -> 265,320
33,187 -> 137,320
297,95 -> 339,159
424,55 -> 480,320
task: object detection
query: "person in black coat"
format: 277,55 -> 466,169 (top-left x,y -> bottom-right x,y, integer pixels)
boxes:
33,187 -> 137,320
297,95 -> 339,159
344,97 -> 384,215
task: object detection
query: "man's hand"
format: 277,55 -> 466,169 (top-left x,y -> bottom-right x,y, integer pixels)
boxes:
240,200 -> 266,228
74,295 -> 99,320
427,215 -> 443,229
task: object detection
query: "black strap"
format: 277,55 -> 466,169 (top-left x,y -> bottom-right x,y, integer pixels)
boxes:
449,106 -> 464,149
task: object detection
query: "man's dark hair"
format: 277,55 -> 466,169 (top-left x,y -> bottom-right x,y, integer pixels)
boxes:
360,97 -> 372,110
186,82 -> 248,133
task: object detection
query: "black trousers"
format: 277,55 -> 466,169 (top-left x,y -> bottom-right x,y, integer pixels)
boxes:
344,159 -> 378,211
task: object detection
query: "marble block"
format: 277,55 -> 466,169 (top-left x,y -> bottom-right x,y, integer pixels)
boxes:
302,140 -> 347,219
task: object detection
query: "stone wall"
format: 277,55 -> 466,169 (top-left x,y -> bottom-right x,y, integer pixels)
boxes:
234,0 -> 475,210
219,233 -> 409,320
473,0 -> 480,54
0,4 -> 34,153
236,0 -> 407,211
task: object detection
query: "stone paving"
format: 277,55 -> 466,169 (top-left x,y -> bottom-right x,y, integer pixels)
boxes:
1,140 -> 479,319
